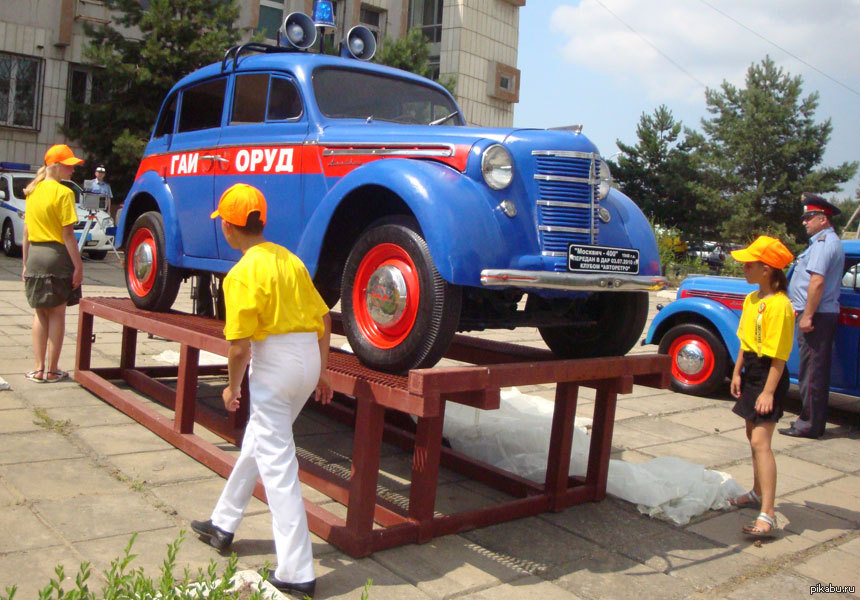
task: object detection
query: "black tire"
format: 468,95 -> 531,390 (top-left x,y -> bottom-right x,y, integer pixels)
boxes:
536,291 -> 649,358
124,211 -> 182,311
658,323 -> 729,396
2,220 -> 21,257
86,250 -> 107,260
341,218 -> 461,373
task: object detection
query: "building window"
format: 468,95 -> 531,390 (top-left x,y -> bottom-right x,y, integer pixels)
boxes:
359,6 -> 385,42
258,0 -> 284,41
66,64 -> 107,129
409,0 -> 443,44
0,52 -> 44,130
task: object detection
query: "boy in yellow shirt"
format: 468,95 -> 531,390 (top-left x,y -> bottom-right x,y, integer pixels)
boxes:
728,236 -> 795,539
191,184 -> 332,598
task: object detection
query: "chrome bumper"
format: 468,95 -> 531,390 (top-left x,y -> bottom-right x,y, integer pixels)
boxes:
480,269 -> 667,292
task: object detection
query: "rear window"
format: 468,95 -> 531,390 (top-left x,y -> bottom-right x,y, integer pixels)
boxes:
178,78 -> 226,132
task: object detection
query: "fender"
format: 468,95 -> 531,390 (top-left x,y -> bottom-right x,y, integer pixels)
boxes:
297,158 -> 529,287
646,296 -> 740,358
115,171 -> 184,265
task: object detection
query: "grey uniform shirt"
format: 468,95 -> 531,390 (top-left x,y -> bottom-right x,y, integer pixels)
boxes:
788,227 -> 844,313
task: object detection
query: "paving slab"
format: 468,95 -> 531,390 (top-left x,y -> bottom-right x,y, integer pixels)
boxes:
148,478 -> 269,523
776,500 -> 856,543
782,481 -> 860,524
725,571 -> 856,600
0,393 -> 27,410
785,435 -> 860,474
0,457 -> 128,500
0,408 -> 43,433
686,509 -> 817,560
459,575 -> 583,599
0,430 -> 84,465
641,433 -> 752,467
24,385 -> 108,408
43,403 -> 137,428
663,405 -> 748,434
371,534 -> 525,599
73,423 -> 175,456
616,391 -> 720,416
107,448 -> 219,486
0,546 -> 83,599
315,552 -> 434,600
792,548 -> 860,597
0,504 -> 65,552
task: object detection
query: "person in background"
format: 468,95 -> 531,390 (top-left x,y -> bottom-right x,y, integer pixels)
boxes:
85,165 -> 115,220
190,184 -> 332,599
780,193 -> 844,440
728,236 -> 795,539
22,144 -> 85,383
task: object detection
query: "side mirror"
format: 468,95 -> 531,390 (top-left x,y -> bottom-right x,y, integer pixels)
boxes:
843,265 -> 858,289
0,190 -> 5,200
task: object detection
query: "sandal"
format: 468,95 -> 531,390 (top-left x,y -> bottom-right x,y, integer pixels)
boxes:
729,489 -> 761,508
743,512 -> 777,538
44,370 -> 69,383
25,369 -> 45,383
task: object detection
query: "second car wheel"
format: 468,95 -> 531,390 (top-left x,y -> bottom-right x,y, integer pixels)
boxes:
658,322 -> 729,396
125,211 -> 182,311
341,217 -> 461,373
2,220 -> 21,257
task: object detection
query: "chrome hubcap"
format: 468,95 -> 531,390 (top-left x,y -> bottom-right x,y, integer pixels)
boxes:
365,265 -> 407,326
133,241 -> 154,283
676,343 -> 705,375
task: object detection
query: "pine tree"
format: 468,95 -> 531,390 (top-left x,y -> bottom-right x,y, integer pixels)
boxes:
62,0 -> 243,199
375,29 -> 456,94
694,56 -> 857,244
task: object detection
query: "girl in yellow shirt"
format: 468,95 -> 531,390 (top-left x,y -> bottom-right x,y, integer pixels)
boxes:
22,144 -> 85,383
728,235 -> 795,539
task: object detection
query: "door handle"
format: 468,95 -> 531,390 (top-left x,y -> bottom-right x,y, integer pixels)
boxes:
199,155 -> 229,163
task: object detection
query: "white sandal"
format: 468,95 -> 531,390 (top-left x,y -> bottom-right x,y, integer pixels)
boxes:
729,489 -> 761,508
743,512 -> 777,538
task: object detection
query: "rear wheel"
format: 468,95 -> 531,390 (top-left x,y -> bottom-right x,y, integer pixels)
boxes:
86,250 -> 107,260
2,220 -> 21,257
125,211 -> 181,311
658,323 -> 728,396
341,218 -> 461,373
536,291 -> 649,358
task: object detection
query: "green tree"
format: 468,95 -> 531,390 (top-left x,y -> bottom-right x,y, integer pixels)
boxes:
62,0 -> 243,200
694,56 -> 857,244
832,188 -> 860,237
610,105 -> 706,240
375,28 -> 456,94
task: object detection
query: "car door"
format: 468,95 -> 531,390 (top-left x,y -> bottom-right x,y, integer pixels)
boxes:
167,77 -> 228,258
214,72 -> 308,261
832,253 -> 860,393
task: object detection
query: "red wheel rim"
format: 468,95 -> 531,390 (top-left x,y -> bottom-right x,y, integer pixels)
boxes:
667,334 -> 715,386
352,243 -> 420,349
127,227 -> 157,297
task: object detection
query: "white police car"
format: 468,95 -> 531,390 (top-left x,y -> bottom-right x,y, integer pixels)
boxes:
0,163 -> 116,259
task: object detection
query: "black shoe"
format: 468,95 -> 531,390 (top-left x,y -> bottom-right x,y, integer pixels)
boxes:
190,519 -> 233,552
266,570 -> 316,599
778,427 -> 820,440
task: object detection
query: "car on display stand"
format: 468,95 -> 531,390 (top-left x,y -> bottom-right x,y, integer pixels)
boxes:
115,7 -> 667,373
645,239 -> 860,409
0,163 -> 117,260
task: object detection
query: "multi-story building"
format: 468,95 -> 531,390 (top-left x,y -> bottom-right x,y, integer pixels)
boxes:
0,0 -> 523,170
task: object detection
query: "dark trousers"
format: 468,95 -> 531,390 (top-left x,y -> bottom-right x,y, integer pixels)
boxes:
795,313 -> 838,437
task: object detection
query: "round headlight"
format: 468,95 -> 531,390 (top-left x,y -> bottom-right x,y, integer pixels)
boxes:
481,144 -> 514,190
597,159 -> 612,200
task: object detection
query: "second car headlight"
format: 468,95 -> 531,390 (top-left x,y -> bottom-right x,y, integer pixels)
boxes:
597,159 -> 612,200
481,144 -> 514,190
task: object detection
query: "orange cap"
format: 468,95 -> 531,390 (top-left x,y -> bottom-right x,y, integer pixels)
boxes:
44,144 -> 84,166
210,183 -> 267,226
730,235 -> 794,269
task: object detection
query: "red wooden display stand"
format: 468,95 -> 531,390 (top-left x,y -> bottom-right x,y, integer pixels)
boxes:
75,297 -> 670,557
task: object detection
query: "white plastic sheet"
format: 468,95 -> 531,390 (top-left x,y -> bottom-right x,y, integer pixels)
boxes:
443,387 -> 745,525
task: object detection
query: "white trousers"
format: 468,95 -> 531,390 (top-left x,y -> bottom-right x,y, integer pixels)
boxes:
211,332 -> 319,583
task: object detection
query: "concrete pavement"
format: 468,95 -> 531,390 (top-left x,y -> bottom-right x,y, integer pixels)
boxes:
0,252 -> 858,599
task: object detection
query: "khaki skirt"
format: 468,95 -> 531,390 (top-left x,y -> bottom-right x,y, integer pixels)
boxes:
24,242 -> 81,309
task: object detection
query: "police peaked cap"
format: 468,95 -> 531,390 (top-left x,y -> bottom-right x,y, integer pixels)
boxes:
801,192 -> 841,218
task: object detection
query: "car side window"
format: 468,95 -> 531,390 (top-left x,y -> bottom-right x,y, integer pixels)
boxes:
231,73 -> 269,124
153,93 -> 178,138
267,77 -> 302,121
178,78 -> 227,133
842,258 -> 859,289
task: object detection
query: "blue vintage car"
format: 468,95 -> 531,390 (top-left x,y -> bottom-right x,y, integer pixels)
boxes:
116,18 -> 666,372
646,239 -> 860,399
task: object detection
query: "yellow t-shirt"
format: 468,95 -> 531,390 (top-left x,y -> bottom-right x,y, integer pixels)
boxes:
223,242 -> 329,341
736,291 -> 795,361
24,180 -> 79,243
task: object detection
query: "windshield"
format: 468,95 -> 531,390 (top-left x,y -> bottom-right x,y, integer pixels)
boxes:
312,67 -> 463,126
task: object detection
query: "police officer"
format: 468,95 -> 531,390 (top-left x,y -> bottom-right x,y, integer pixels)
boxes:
780,193 -> 844,439
85,165 -> 115,219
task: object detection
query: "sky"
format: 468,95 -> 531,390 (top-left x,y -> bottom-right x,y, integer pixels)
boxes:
513,0 -> 860,201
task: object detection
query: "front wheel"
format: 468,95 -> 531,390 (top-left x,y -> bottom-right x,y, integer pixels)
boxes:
658,323 -> 729,396
125,211 -> 181,311
2,220 -> 21,257
341,218 -> 461,373
536,291 -> 649,359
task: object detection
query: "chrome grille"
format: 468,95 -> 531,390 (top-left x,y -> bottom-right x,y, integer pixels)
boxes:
532,151 -> 599,271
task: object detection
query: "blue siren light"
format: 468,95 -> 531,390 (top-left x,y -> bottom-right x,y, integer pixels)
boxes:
312,0 -> 336,28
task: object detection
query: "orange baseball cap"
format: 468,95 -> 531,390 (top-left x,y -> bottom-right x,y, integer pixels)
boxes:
210,183 -> 267,226
44,144 -> 84,166
730,235 -> 794,269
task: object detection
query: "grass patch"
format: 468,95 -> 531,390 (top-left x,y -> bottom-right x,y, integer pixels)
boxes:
32,408 -> 74,436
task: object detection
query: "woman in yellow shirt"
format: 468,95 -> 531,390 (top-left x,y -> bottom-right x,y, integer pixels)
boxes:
22,144 -> 85,383
728,236 -> 795,539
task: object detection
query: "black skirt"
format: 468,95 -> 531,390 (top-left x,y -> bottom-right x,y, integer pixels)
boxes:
732,351 -> 788,423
